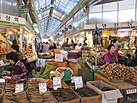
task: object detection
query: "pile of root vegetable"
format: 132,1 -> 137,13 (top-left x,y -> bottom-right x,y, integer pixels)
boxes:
100,63 -> 137,82
26,78 -> 56,103
2,78 -> 57,103
3,84 -> 29,103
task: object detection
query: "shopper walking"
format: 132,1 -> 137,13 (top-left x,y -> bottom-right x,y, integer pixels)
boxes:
43,42 -> 49,52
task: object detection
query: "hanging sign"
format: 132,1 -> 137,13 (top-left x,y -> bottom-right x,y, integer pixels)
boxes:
15,83 -> 24,93
21,5 -> 28,13
0,79 -> 5,83
39,83 -> 47,94
53,77 -> 61,90
0,13 -> 25,25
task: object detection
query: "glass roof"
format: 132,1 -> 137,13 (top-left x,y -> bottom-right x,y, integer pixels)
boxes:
34,0 -> 80,38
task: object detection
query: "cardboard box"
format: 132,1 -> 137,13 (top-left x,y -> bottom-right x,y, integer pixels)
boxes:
70,85 -> 101,103
46,62 -> 68,67
87,81 -> 123,103
53,49 -> 60,53
73,85 -> 101,103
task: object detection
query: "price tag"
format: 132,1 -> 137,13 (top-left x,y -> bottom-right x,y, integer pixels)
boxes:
15,83 -> 24,93
0,79 -> 5,83
126,89 -> 137,94
74,76 -> 83,90
71,76 -> 76,83
55,54 -> 63,62
39,83 -> 47,94
53,77 -> 61,90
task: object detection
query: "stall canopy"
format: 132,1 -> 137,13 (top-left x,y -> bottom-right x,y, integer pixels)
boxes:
34,0 -> 80,38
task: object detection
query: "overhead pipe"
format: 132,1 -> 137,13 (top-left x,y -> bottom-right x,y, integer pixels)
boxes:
45,0 -> 54,32
27,0 -> 38,23
95,0 -> 123,4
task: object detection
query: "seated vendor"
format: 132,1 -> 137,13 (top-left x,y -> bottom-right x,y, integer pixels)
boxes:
2,52 -> 27,83
104,44 -> 118,63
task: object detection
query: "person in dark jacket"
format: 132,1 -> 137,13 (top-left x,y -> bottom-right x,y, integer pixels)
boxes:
3,52 -> 27,83
131,40 -> 137,66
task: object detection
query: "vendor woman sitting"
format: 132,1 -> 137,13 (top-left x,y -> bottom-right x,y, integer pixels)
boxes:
2,52 -> 27,83
104,44 -> 118,63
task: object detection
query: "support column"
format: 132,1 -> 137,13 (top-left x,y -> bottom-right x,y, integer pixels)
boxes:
6,28 -> 10,52
19,27 -> 23,52
0,0 -> 2,13
18,0 -> 23,17
26,34 -> 29,48
85,4 -> 90,24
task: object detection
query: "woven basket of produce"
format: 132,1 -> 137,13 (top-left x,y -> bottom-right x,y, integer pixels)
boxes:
0,88 -> 4,103
3,84 -> 16,102
16,91 -> 29,102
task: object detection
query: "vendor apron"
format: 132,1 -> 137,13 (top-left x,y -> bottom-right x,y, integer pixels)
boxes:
110,55 -> 116,64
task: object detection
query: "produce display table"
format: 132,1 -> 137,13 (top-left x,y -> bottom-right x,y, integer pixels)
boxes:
0,78 -> 102,103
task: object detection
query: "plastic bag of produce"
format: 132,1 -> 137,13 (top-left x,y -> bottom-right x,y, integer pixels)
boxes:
41,64 -> 57,78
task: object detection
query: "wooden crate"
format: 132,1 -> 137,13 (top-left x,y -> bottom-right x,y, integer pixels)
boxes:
81,96 -> 101,103
70,85 -> 101,103
46,62 -> 68,67
51,88 -> 80,103
59,98 -> 80,103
